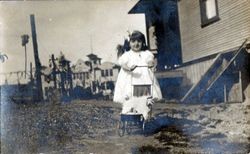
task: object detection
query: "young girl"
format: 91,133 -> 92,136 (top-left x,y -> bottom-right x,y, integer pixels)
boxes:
113,30 -> 162,106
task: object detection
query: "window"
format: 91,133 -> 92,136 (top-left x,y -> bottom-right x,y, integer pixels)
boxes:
101,70 -> 105,77
86,73 -> 89,79
105,70 -> 109,76
110,69 -> 113,76
80,73 -> 82,80
83,73 -> 85,80
148,26 -> 157,51
200,0 -> 220,27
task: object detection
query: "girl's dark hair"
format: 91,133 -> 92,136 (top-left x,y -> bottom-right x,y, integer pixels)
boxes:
129,30 -> 147,51
116,30 -> 147,58
116,38 -> 130,58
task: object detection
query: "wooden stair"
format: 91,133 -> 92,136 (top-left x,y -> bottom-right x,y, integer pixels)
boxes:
181,39 -> 249,103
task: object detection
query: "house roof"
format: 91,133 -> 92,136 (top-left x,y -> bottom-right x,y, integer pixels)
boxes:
58,52 -> 70,62
128,0 -> 176,14
128,0 -> 152,14
113,65 -> 120,69
71,59 -> 90,73
41,66 -> 52,75
86,53 -> 102,60
94,67 -> 101,70
97,62 -> 118,70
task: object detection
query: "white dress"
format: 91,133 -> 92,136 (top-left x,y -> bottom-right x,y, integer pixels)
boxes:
113,50 -> 162,104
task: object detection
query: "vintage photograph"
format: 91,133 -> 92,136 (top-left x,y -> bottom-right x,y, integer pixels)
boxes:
0,0 -> 250,153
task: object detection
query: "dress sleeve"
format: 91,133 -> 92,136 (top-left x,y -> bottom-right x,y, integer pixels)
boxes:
145,51 -> 154,67
118,52 -> 130,71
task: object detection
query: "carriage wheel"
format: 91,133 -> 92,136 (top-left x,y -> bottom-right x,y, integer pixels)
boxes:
142,121 -> 146,132
117,121 -> 125,137
139,116 -> 144,129
142,121 -> 148,136
125,121 -> 132,135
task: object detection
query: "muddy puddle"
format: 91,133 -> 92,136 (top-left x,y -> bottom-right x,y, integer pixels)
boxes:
134,115 -> 250,154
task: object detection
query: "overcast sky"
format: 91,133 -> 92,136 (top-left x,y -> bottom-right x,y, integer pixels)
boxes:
0,0 -> 145,75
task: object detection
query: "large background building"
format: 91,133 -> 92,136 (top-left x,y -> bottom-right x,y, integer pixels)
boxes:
71,53 -> 119,96
129,0 -> 250,103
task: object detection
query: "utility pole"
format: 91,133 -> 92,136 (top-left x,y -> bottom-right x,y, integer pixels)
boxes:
51,54 -> 57,89
66,61 -> 73,96
21,34 -> 29,78
30,14 -> 43,102
30,62 -> 33,82
30,62 -> 34,100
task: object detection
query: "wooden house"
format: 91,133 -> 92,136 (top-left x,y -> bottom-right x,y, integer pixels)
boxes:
72,54 -> 119,95
95,61 -> 119,89
129,0 -> 250,103
129,0 -> 182,70
178,0 -> 250,63
71,59 -> 91,88
95,61 -> 119,99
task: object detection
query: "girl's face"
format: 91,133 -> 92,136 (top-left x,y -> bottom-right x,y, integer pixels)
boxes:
130,39 -> 142,52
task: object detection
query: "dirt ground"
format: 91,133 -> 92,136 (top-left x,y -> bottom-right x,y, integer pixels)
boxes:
1,95 -> 250,154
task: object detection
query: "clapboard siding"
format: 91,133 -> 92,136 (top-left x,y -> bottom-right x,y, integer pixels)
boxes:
178,0 -> 250,63
177,58 -> 214,85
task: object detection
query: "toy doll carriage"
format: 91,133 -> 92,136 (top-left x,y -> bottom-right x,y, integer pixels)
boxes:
117,66 -> 154,136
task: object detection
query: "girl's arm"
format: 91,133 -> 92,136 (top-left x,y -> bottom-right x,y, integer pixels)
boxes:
145,51 -> 155,67
118,53 -> 136,71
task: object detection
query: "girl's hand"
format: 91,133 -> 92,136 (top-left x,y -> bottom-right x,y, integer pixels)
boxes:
130,65 -> 137,71
147,61 -> 155,68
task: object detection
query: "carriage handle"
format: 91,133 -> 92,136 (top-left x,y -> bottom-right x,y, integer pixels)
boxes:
130,65 -> 154,71
130,65 -> 155,98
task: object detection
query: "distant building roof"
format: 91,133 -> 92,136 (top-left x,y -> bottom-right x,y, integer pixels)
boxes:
113,65 -> 120,69
85,61 -> 91,66
98,62 -> 118,70
86,53 -> 102,60
94,67 -> 101,70
58,52 -> 71,62
41,66 -> 52,75
71,59 -> 90,73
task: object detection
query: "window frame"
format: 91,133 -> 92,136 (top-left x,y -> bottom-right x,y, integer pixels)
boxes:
199,0 -> 220,28
105,70 -> 109,76
101,70 -> 105,77
110,69 -> 113,76
86,73 -> 89,79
